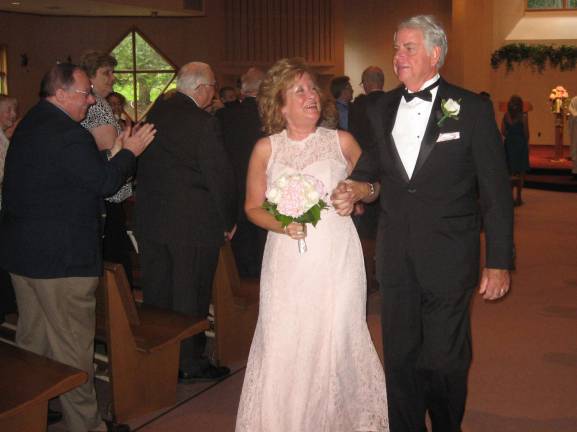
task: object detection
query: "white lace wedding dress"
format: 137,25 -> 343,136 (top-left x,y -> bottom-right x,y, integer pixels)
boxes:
235,127 -> 389,432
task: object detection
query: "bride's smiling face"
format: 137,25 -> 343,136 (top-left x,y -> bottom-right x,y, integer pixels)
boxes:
281,73 -> 321,128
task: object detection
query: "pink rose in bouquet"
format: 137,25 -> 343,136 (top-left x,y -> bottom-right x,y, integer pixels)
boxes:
263,173 -> 329,254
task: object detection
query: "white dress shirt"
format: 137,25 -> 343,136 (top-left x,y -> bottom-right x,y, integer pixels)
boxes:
392,74 -> 440,179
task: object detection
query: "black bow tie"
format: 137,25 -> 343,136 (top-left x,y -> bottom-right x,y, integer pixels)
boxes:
402,79 -> 440,102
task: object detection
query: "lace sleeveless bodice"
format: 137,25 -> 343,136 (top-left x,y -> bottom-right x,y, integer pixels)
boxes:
267,127 -> 348,203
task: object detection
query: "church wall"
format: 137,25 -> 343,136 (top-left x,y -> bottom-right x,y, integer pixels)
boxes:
343,0 -> 453,96
0,0 -> 344,114
1,0 -> 574,146
344,0 -> 575,146
454,0 -> 575,146
489,36 -> 577,147
0,2 -> 226,112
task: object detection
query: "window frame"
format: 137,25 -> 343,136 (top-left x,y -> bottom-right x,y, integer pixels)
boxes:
108,27 -> 177,121
0,45 -> 8,95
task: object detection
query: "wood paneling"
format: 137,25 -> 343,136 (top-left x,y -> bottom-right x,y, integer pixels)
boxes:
224,0 -> 335,66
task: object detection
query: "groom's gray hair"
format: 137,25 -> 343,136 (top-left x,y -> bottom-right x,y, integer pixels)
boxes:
395,15 -> 448,69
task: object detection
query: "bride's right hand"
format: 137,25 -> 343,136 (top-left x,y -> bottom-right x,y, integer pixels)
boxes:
283,222 -> 306,240
331,181 -> 355,216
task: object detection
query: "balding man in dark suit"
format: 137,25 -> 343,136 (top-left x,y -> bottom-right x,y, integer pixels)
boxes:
216,67 -> 266,277
349,66 -> 386,239
136,62 -> 237,383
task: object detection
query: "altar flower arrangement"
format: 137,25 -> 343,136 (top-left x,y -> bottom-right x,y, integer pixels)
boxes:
549,85 -> 569,114
437,98 -> 461,127
263,173 -> 329,254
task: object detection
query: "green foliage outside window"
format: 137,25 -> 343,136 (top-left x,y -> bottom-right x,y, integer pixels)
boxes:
110,29 -> 176,121
0,45 -> 7,94
527,0 -> 577,7
528,0 -> 563,8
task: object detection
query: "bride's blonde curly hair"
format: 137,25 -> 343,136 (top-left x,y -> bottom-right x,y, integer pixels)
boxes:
258,58 -> 337,135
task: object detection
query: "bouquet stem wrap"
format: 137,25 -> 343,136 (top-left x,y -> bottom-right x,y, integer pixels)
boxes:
298,238 -> 307,255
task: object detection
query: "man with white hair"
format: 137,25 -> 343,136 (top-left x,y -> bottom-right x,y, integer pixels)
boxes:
332,15 -> 514,432
216,66 -> 266,276
136,62 -> 237,383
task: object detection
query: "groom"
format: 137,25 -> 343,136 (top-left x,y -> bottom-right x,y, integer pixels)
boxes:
332,15 -> 514,432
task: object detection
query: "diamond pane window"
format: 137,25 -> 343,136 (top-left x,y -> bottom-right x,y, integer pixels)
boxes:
110,29 -> 176,121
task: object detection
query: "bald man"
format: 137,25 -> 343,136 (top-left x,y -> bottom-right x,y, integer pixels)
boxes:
136,62 -> 237,383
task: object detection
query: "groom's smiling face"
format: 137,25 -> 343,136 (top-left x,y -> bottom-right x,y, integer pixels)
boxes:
393,27 -> 441,92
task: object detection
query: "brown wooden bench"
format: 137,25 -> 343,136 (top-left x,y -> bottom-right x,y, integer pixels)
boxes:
96,262 -> 209,423
0,341 -> 87,432
212,242 -> 260,365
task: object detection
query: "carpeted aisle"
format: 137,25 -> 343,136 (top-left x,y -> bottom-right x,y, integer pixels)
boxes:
464,188 -> 577,432
137,188 -> 577,432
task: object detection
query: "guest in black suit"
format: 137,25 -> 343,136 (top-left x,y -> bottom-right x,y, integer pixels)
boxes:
349,66 -> 386,152
216,67 -> 266,277
135,62 -> 237,383
330,75 -> 353,130
0,63 -> 154,432
0,95 -> 17,324
219,85 -> 239,106
348,66 -> 386,239
332,15 -> 514,432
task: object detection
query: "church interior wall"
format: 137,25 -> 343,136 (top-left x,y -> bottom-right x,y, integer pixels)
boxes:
1,0 -> 575,146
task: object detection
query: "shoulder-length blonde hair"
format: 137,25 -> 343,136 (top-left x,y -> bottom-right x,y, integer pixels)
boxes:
258,58 -> 336,135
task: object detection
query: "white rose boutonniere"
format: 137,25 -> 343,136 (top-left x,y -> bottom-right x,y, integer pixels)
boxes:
437,98 -> 461,127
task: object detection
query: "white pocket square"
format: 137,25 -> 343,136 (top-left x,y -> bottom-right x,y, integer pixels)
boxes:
436,132 -> 460,142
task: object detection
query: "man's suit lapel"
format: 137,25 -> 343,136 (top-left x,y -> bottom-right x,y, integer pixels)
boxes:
383,88 -> 410,183
412,79 -> 447,178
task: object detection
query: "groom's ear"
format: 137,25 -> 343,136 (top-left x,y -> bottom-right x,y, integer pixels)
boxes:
430,46 -> 442,68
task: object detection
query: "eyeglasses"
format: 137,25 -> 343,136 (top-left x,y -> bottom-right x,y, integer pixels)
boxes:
72,85 -> 94,98
195,81 -> 217,90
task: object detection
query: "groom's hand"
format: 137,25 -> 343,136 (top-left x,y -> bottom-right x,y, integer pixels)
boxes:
331,181 -> 355,216
479,268 -> 511,301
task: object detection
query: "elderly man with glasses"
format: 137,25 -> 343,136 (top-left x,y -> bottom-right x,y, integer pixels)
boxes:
135,62 -> 237,383
0,63 -> 155,431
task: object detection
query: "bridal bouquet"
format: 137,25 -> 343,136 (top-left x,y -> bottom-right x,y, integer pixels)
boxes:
263,173 -> 329,254
549,85 -> 569,114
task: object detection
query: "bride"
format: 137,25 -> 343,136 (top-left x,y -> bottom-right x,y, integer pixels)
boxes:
235,57 -> 389,432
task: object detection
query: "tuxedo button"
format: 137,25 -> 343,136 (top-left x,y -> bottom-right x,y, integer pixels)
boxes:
407,188 -> 416,194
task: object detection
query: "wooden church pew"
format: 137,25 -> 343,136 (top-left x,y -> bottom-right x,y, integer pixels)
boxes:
212,242 -> 260,366
95,262 -> 209,423
0,341 -> 87,432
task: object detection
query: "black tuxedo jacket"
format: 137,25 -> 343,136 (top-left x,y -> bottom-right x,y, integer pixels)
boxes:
349,90 -> 386,151
216,96 -> 264,220
136,92 -> 236,247
0,99 -> 136,278
351,79 -> 514,290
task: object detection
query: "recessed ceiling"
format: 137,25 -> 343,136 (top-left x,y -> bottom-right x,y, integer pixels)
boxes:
0,0 -> 204,17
